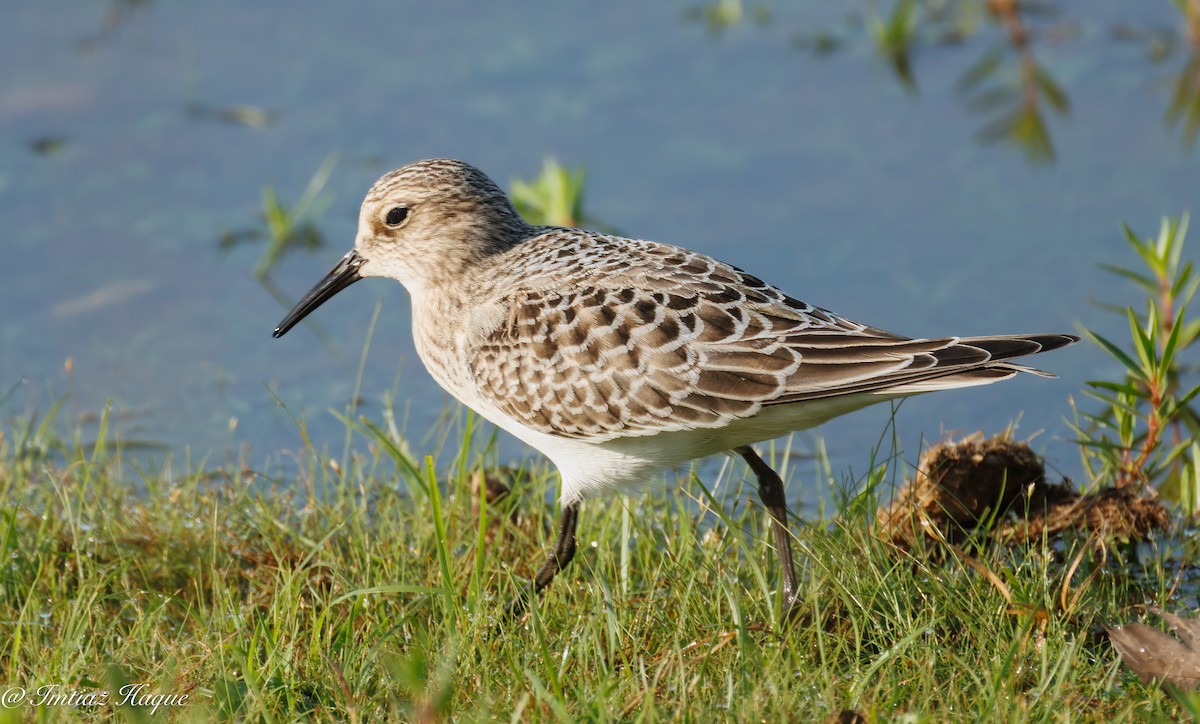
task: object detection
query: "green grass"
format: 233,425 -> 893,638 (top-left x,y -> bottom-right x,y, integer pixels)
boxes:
2,213 -> 1195,720
0,403 -> 1191,722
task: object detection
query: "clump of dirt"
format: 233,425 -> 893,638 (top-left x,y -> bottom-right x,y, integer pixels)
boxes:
471,467 -> 514,508
877,434 -> 1170,550
469,466 -> 530,544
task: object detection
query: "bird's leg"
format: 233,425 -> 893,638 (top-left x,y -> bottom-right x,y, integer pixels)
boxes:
504,502 -> 579,620
736,446 -> 801,623
533,502 -> 580,591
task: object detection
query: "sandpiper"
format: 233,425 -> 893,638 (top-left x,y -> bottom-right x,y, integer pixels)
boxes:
273,158 -> 1077,621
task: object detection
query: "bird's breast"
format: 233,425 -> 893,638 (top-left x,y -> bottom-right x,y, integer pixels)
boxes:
409,292 -> 511,409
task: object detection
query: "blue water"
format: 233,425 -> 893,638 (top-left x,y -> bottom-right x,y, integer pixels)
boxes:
2,2 -> 1196,499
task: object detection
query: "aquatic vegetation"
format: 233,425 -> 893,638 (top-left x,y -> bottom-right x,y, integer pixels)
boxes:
1165,38 -> 1200,149
255,156 -> 337,279
509,157 -> 590,228
186,102 -> 275,129
684,0 -> 1200,163
683,0 -> 771,35
957,0 -> 1069,164
871,0 -> 920,93
1075,214 -> 1200,509
218,156 -> 336,279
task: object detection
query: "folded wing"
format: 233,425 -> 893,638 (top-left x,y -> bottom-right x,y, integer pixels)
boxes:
467,236 -> 1076,442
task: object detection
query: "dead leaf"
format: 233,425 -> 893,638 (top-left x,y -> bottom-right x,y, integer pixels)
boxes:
1105,609 -> 1200,690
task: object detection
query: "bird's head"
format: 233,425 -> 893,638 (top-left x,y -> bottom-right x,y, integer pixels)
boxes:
273,159 -> 529,338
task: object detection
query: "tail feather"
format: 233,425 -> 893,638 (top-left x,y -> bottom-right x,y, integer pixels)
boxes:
767,332 -> 1079,405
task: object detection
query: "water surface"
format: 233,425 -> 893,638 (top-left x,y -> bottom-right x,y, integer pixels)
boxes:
2,1 -> 1196,501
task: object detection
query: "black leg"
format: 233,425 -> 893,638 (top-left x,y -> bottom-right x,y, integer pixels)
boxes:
505,502 -> 579,620
736,446 -> 800,623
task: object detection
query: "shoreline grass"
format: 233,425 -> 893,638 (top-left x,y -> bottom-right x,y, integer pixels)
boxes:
0,403 -> 1192,721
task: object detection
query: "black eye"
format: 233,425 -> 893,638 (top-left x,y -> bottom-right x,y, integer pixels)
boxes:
385,206 -> 408,226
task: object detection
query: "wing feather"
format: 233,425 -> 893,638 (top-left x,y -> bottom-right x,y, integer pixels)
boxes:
466,232 -> 1076,442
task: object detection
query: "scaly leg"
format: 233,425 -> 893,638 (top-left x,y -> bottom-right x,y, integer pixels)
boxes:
504,502 -> 579,620
736,446 -> 801,622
